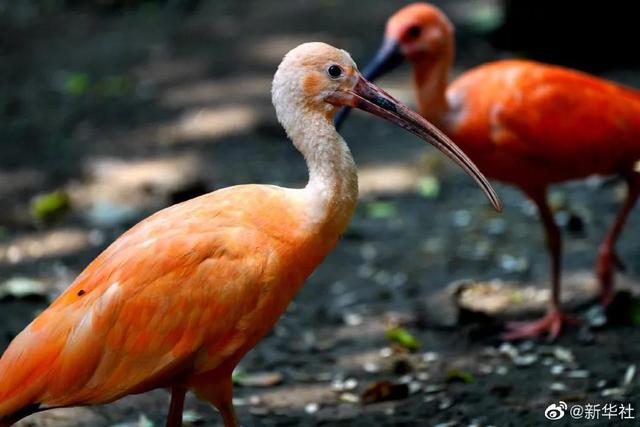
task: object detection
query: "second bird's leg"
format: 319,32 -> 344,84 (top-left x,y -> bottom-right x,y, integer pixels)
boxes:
166,387 -> 186,427
503,186 -> 578,340
595,171 -> 640,307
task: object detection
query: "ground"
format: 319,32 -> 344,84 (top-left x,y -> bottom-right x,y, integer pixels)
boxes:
1,1 -> 640,426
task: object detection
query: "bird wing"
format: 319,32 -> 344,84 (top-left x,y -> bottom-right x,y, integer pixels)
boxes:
451,61 -> 640,177
0,186 -> 299,413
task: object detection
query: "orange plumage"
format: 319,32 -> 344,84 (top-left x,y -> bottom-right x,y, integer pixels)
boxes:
0,42 -> 497,426
0,186 -> 328,423
342,2 -> 640,339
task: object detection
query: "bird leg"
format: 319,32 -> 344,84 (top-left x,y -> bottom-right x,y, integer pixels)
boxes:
166,387 -> 186,427
503,187 -> 578,340
596,172 -> 640,307
191,373 -> 239,427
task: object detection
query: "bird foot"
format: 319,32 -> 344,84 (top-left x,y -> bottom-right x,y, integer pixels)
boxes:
502,310 -> 580,341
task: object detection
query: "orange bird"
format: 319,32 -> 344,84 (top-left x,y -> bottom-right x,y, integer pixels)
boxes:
0,43 -> 499,427
336,3 -> 640,339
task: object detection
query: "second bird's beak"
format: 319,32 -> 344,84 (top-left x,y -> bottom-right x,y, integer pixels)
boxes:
334,39 -> 403,128
326,73 -> 502,212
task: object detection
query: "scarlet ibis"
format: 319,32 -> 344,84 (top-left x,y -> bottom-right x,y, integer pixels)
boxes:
0,42 -> 499,427
336,3 -> 640,339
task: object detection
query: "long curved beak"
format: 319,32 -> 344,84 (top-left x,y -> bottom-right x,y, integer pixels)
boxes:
334,38 -> 404,129
326,73 -> 502,212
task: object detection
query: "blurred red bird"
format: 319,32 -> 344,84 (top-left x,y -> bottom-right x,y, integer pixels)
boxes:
0,43 -> 499,427
337,3 -> 640,339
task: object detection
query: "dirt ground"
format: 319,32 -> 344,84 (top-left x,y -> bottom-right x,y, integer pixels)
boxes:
1,1 -> 640,426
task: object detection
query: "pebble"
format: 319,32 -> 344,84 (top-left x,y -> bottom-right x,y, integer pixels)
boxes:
567,370 -> 590,379
438,397 -> 453,410
424,384 -> 446,394
416,372 -> 431,381
343,313 -> 363,326
344,378 -> 358,391
498,343 -> 518,359
304,403 -> 319,414
495,366 -> 509,376
422,351 -> 439,363
513,354 -> 538,367
363,361 -> 380,373
379,347 -> 394,358
339,392 -> 360,404
601,388 -> 627,398
409,381 -> 422,394
551,365 -> 566,376
478,364 -> 494,375
623,364 -> 636,387
553,347 -> 575,364
550,382 -> 568,392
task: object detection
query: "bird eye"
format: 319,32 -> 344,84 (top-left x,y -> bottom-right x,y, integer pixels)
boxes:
407,25 -> 421,39
327,64 -> 343,79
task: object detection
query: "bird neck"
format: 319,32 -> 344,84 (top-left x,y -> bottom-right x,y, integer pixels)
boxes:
411,50 -> 452,128
291,114 -> 358,237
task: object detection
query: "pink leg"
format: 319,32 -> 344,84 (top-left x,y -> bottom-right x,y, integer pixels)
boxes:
166,387 -> 186,427
596,172 -> 640,306
503,187 -> 578,340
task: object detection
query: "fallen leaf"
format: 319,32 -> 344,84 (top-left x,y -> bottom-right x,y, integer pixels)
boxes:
416,175 -> 440,199
445,369 -> 475,384
31,190 -> 71,223
385,327 -> 420,352
366,201 -> 397,219
361,380 -> 409,404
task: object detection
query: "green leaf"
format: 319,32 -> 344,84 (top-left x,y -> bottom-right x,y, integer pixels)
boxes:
366,201 -> 397,219
64,73 -> 90,96
446,369 -> 475,384
630,299 -> 640,325
30,190 -> 71,223
417,175 -> 440,199
95,75 -> 132,97
385,327 -> 420,352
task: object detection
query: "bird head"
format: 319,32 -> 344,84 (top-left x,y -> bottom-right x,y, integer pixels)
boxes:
383,3 -> 454,65
272,42 -> 501,212
333,3 -> 453,128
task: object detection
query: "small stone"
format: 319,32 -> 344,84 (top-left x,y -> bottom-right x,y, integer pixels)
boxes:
363,362 -> 380,373
343,378 -> 358,391
343,313 -> 363,326
339,392 -> 360,404
550,382 -> 568,392
601,388 -> 627,398
567,370 -> 590,379
424,384 -> 445,394
422,351 -> 439,363
417,372 -> 430,381
498,342 -> 519,359
438,397 -> 453,410
623,365 -> 636,387
409,381 -> 422,394
550,365 -> 565,376
305,403 -> 319,414
553,347 -> 575,364
379,347 -> 394,358
478,364 -> 494,375
513,354 -> 538,367
495,366 -> 508,376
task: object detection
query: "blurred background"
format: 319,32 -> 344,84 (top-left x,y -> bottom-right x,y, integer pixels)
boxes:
1,0 -> 639,425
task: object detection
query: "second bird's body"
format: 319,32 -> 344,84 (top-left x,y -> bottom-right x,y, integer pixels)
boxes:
341,2 -> 640,338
